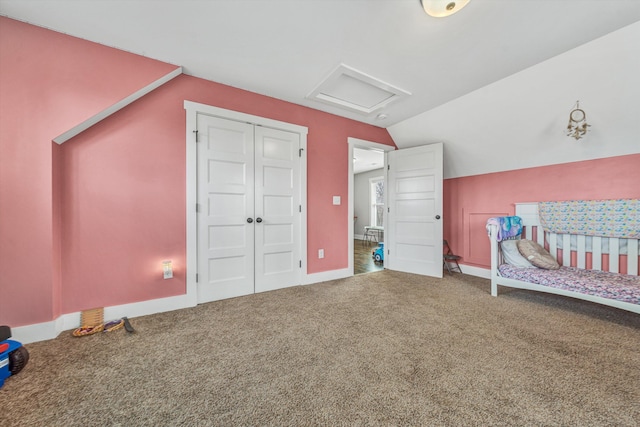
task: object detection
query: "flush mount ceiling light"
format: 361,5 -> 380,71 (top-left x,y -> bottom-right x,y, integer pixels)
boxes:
421,0 -> 471,17
307,64 -> 411,115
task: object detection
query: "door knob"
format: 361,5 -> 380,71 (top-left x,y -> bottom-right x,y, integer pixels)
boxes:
247,218 -> 253,223
256,217 -> 263,223
435,215 -> 441,220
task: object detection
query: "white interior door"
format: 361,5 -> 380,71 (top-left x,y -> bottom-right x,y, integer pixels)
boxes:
386,143 -> 443,278
254,126 -> 301,293
196,114 -> 301,303
197,115 -> 255,302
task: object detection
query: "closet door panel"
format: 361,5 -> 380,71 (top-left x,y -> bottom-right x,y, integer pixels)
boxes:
254,126 -> 301,293
197,115 -> 255,303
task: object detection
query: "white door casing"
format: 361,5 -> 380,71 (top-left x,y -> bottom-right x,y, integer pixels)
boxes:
386,143 -> 443,278
186,101 -> 307,304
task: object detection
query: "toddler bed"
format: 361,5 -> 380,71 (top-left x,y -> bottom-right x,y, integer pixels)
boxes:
487,201 -> 640,314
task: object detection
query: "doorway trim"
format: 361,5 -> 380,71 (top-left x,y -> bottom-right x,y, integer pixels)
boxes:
185,100 -> 308,303
348,137 -> 395,276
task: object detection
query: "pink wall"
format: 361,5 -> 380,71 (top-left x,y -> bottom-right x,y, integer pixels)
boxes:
443,154 -> 640,271
59,75 -> 395,312
8,16 -> 636,328
0,17 -> 178,326
0,18 -> 395,325
168,78 -> 396,274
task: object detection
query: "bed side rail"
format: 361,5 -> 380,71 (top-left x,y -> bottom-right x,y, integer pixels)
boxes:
488,222 -> 639,294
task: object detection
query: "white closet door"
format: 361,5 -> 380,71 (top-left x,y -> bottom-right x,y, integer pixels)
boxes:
254,126 -> 301,292
197,114 -> 255,303
386,143 -> 443,278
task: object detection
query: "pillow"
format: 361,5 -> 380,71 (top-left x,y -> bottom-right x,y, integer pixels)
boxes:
500,240 -> 536,268
516,239 -> 560,270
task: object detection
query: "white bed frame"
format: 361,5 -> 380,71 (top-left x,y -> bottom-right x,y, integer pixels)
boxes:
489,202 -> 640,314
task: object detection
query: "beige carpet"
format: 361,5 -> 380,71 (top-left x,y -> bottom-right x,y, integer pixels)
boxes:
2,271 -> 639,426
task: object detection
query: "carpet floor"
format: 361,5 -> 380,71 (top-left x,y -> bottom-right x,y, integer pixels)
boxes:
2,271 -> 639,426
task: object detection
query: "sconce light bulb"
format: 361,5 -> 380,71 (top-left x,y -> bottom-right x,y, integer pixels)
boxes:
162,260 -> 173,279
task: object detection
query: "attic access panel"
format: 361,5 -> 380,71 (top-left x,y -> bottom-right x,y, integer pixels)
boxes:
307,64 -> 411,115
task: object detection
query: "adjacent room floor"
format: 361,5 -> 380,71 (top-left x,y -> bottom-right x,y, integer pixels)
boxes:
354,239 -> 384,275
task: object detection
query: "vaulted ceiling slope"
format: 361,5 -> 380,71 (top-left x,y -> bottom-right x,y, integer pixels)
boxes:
1,0 -> 639,129
390,21 -> 640,178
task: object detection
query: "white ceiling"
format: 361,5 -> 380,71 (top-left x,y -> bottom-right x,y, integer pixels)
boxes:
353,147 -> 384,175
2,0 -> 640,131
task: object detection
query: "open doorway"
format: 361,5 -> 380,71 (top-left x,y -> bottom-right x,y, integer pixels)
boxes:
347,138 -> 395,276
353,148 -> 385,274
349,140 -> 444,278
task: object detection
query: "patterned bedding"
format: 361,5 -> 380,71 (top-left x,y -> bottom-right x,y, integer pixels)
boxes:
498,264 -> 640,305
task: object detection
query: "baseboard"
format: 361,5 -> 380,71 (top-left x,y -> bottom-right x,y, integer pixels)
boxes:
458,264 -> 491,279
303,268 -> 351,285
14,268 -> 355,344
302,264 -> 489,285
14,265 -> 489,344
12,293 -> 196,345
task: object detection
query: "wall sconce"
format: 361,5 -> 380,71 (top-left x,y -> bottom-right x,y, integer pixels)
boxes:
421,0 -> 471,17
566,101 -> 590,140
162,260 -> 173,279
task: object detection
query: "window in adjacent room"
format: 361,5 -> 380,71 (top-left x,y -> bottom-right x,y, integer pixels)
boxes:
370,176 -> 384,227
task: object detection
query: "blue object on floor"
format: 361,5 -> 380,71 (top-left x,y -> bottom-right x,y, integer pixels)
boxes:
372,242 -> 384,263
0,340 -> 22,388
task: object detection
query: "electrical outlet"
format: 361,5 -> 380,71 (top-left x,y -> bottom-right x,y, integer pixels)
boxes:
318,249 -> 324,259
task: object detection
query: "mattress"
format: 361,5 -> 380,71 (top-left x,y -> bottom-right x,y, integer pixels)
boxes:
498,264 -> 640,305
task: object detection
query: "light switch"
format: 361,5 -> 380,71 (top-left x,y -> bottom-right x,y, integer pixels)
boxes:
333,196 -> 341,205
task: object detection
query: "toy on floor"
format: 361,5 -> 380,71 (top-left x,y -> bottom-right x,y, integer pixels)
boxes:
72,307 -> 105,337
72,324 -> 104,337
103,319 -> 125,332
1,325 -> 30,389
72,318 -> 134,336
372,242 -> 384,263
